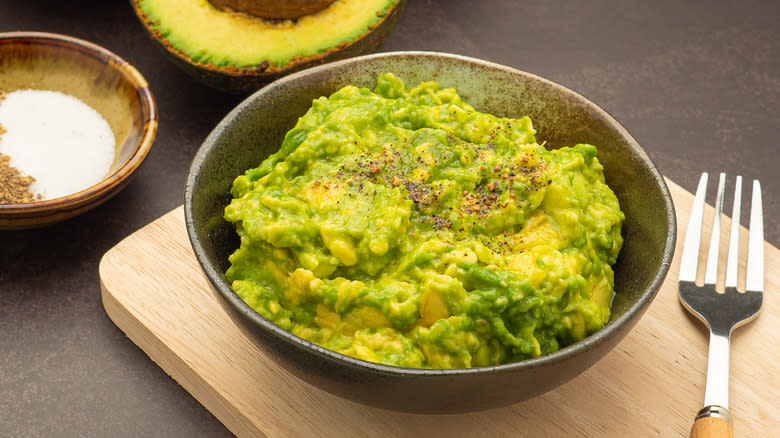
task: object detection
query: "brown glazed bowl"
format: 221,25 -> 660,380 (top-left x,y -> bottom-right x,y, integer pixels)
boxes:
130,0 -> 406,94
185,52 -> 676,413
0,32 -> 157,230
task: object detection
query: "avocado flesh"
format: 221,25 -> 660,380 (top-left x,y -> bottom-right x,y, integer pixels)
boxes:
137,0 -> 397,68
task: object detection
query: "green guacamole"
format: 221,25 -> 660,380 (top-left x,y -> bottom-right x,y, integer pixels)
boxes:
224,73 -> 624,369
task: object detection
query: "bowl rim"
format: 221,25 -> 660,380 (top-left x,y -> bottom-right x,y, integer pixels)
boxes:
0,31 -> 158,213
185,50 -> 677,377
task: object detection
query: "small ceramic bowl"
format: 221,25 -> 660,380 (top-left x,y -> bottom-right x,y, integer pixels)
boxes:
185,52 -> 676,413
0,32 -> 157,230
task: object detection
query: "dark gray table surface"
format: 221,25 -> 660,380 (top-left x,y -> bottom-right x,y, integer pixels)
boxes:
2,1 -> 778,436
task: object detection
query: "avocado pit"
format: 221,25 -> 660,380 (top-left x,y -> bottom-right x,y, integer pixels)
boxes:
208,0 -> 336,19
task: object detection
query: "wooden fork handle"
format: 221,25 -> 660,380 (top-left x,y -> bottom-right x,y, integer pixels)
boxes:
690,406 -> 733,438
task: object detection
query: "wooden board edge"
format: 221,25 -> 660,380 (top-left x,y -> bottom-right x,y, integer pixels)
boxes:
98,250 -> 269,438
95,177 -> 780,436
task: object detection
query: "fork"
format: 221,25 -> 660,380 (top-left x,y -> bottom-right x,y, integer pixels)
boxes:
678,172 -> 764,437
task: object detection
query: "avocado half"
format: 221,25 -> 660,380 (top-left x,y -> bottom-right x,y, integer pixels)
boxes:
130,0 -> 407,93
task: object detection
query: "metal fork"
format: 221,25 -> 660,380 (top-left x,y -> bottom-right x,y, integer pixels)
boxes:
678,172 -> 764,438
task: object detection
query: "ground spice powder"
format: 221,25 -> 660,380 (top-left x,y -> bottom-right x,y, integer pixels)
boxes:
0,150 -> 39,204
0,97 -> 26,202
0,90 -> 27,203
0,89 -> 39,204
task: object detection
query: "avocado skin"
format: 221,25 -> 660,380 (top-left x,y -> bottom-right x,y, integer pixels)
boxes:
130,0 -> 407,94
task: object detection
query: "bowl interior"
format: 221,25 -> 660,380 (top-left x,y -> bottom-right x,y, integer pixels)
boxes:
189,51 -> 674,331
0,32 -> 155,207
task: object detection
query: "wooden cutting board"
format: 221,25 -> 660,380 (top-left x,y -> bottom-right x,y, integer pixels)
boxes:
99,178 -> 779,437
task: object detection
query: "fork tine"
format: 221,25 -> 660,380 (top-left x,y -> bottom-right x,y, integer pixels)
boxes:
746,180 -> 764,292
704,173 -> 726,285
680,175 -> 764,436
724,176 -> 742,289
679,173 -> 709,282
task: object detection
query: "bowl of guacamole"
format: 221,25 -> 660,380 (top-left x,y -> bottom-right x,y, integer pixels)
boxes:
185,52 -> 676,413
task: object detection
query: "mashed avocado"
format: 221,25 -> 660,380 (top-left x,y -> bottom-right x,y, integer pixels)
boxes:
224,74 -> 624,369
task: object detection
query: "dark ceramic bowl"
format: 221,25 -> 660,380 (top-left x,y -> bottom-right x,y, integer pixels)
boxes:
185,52 -> 676,413
130,0 -> 406,94
0,32 -> 157,230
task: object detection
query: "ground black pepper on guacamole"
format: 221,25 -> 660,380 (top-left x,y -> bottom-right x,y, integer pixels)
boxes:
224,73 -> 624,369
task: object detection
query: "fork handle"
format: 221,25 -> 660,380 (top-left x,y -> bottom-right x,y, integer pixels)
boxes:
690,406 -> 733,438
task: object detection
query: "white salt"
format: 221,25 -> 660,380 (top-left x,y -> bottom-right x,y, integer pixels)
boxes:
0,89 -> 116,200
